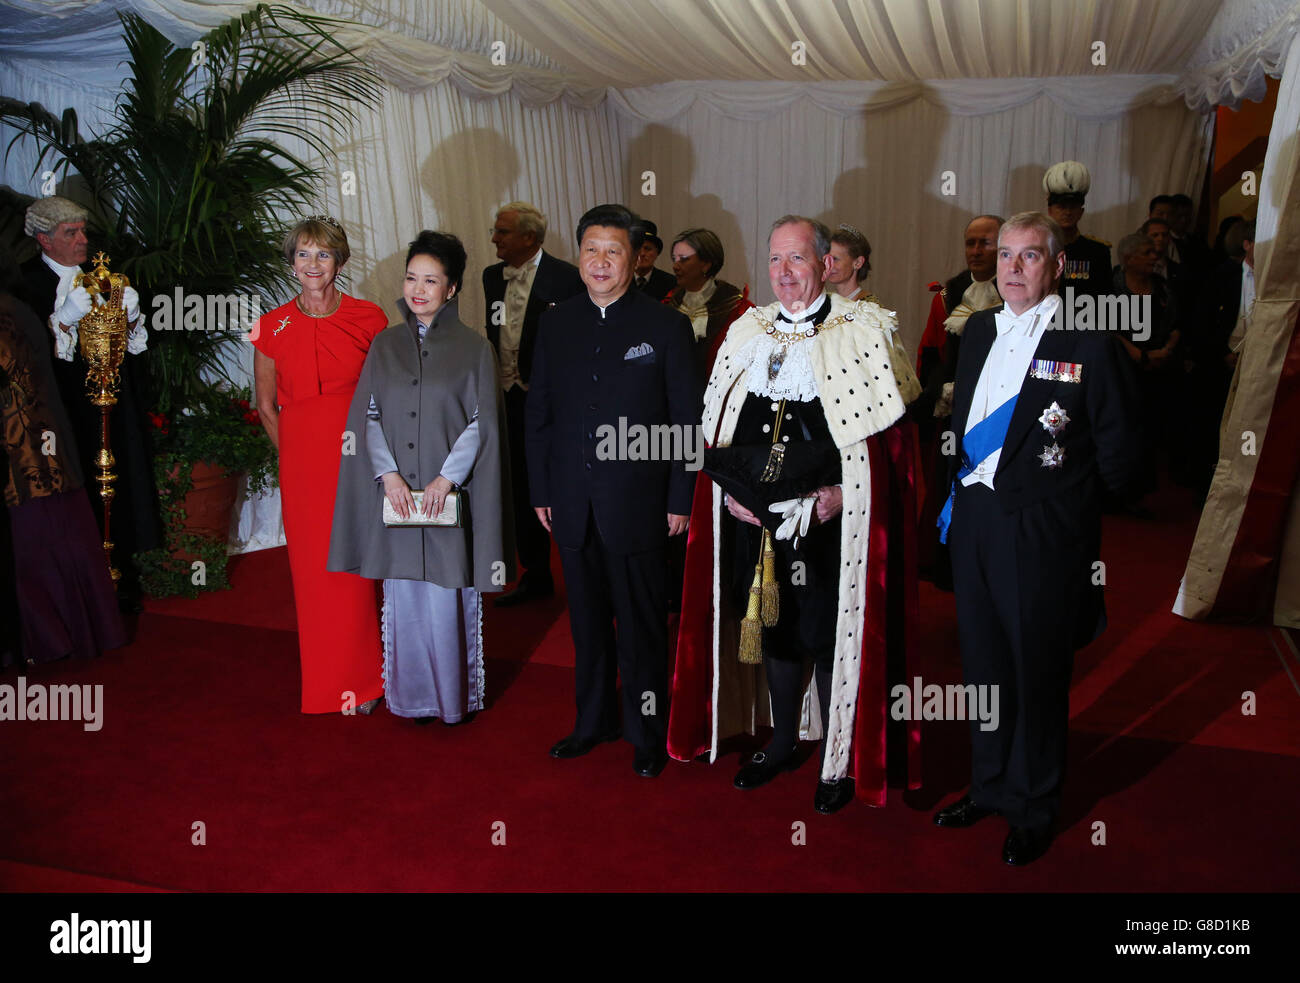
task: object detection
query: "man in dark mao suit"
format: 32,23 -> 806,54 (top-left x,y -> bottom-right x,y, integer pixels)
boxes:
483,201 -> 584,606
525,203 -> 698,778
934,211 -> 1141,865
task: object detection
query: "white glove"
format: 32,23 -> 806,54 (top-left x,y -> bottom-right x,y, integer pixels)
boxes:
54,285 -> 93,328
126,314 -> 149,354
122,286 -> 141,324
768,496 -> 815,549
934,381 -> 954,419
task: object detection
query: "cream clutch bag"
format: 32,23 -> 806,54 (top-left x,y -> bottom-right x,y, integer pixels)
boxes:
383,490 -> 462,527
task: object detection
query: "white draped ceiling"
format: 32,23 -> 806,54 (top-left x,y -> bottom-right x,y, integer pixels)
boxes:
2,0 -> 1296,553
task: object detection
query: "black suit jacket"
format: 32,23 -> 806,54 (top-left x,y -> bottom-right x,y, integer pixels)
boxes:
482,251 -> 583,385
15,257 -> 81,397
634,267 -> 675,302
911,270 -> 998,422
1191,259 -> 1245,367
950,305 -> 1141,645
524,289 -> 699,555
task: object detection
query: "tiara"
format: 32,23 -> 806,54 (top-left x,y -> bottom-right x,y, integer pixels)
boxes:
836,223 -> 864,238
304,214 -> 343,230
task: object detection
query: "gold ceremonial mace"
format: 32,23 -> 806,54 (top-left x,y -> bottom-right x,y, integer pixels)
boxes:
74,252 -> 130,584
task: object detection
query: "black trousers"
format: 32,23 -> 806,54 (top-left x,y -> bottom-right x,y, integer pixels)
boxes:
558,509 -> 668,752
505,384 -> 552,588
949,482 -> 1080,829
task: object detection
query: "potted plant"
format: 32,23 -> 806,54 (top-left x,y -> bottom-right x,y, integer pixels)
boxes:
1,3 -> 379,594
135,385 -> 278,597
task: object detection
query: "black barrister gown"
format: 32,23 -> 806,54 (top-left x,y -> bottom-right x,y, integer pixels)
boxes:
14,257 -> 162,577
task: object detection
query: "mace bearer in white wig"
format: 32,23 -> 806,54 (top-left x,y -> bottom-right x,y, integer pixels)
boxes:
20,194 -> 161,607
24,194 -> 88,237
25,196 -> 146,359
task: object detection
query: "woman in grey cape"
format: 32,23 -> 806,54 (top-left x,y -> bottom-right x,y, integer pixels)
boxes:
329,230 -> 514,723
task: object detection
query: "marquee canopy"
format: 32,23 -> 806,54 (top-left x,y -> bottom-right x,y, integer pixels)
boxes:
1,0 -> 1295,110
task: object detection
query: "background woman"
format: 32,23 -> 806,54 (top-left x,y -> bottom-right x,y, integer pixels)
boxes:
329,231 -> 513,725
826,224 -> 874,302
253,217 -> 385,714
1,252 -> 125,664
665,228 -> 751,383
1114,231 -> 1180,506
663,228 -> 753,612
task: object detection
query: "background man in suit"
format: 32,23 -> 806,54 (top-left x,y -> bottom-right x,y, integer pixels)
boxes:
632,220 -> 675,301
914,214 -> 1004,589
525,203 -> 698,778
483,201 -> 584,606
1185,219 -> 1255,497
1167,193 -> 1212,281
934,211 -> 1140,865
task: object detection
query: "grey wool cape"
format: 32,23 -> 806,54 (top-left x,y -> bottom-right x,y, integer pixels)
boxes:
327,298 -> 515,591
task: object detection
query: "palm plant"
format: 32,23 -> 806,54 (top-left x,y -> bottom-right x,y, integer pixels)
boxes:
1,2 -> 381,411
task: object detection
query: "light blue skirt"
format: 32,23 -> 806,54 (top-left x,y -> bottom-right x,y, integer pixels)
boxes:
381,580 -> 482,721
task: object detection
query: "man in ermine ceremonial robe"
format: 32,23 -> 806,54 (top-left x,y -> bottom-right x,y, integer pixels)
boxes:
668,215 -> 922,813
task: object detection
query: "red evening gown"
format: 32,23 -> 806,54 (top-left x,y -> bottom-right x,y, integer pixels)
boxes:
253,294 -> 386,712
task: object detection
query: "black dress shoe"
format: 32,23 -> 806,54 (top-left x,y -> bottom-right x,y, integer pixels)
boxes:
814,778 -> 855,814
733,750 -> 798,789
549,730 -> 620,759
1003,825 -> 1053,866
933,794 -> 997,828
495,582 -> 554,607
633,748 -> 668,778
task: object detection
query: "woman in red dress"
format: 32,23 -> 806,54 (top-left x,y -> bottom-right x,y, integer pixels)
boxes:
253,217 -> 386,714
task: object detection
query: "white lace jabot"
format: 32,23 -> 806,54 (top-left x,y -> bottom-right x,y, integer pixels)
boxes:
738,319 -> 819,402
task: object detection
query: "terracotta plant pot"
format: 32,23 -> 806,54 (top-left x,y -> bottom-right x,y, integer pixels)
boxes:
181,460 -> 242,543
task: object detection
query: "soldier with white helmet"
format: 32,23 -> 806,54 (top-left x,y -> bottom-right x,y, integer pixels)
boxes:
1043,161 -> 1112,301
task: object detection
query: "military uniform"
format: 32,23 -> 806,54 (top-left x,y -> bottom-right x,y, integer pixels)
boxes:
1043,160 -> 1113,303
1060,233 -> 1112,301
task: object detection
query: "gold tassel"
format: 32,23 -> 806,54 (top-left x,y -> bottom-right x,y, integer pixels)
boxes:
759,442 -> 785,482
738,556 -> 764,664
760,529 -> 779,626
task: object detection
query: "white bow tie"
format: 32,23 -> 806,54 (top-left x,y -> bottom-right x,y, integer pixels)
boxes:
995,303 -> 1045,336
503,265 -> 528,281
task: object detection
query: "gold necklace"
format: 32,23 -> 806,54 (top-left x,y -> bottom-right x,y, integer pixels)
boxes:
755,307 -> 841,382
296,293 -> 343,318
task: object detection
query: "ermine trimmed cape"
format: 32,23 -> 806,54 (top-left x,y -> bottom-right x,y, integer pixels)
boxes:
667,293 -> 922,805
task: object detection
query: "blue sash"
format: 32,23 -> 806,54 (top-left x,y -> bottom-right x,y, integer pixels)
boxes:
937,394 -> 1018,543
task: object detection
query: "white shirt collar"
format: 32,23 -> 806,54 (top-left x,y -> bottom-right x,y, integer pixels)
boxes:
41,253 -> 81,279
682,277 -> 716,306
995,292 -> 1059,335
777,291 -> 830,324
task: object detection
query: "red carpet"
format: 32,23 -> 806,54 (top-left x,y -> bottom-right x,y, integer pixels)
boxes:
2,484 -> 1297,892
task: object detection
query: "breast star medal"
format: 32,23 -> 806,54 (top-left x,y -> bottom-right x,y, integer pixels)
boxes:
1039,443 -> 1065,469
274,315 -> 291,336
1038,401 -> 1069,436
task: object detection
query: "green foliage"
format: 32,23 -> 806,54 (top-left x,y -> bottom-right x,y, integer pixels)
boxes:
1,3 -> 381,412
134,384 -> 277,598
136,532 -> 230,600
149,384 -> 277,495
